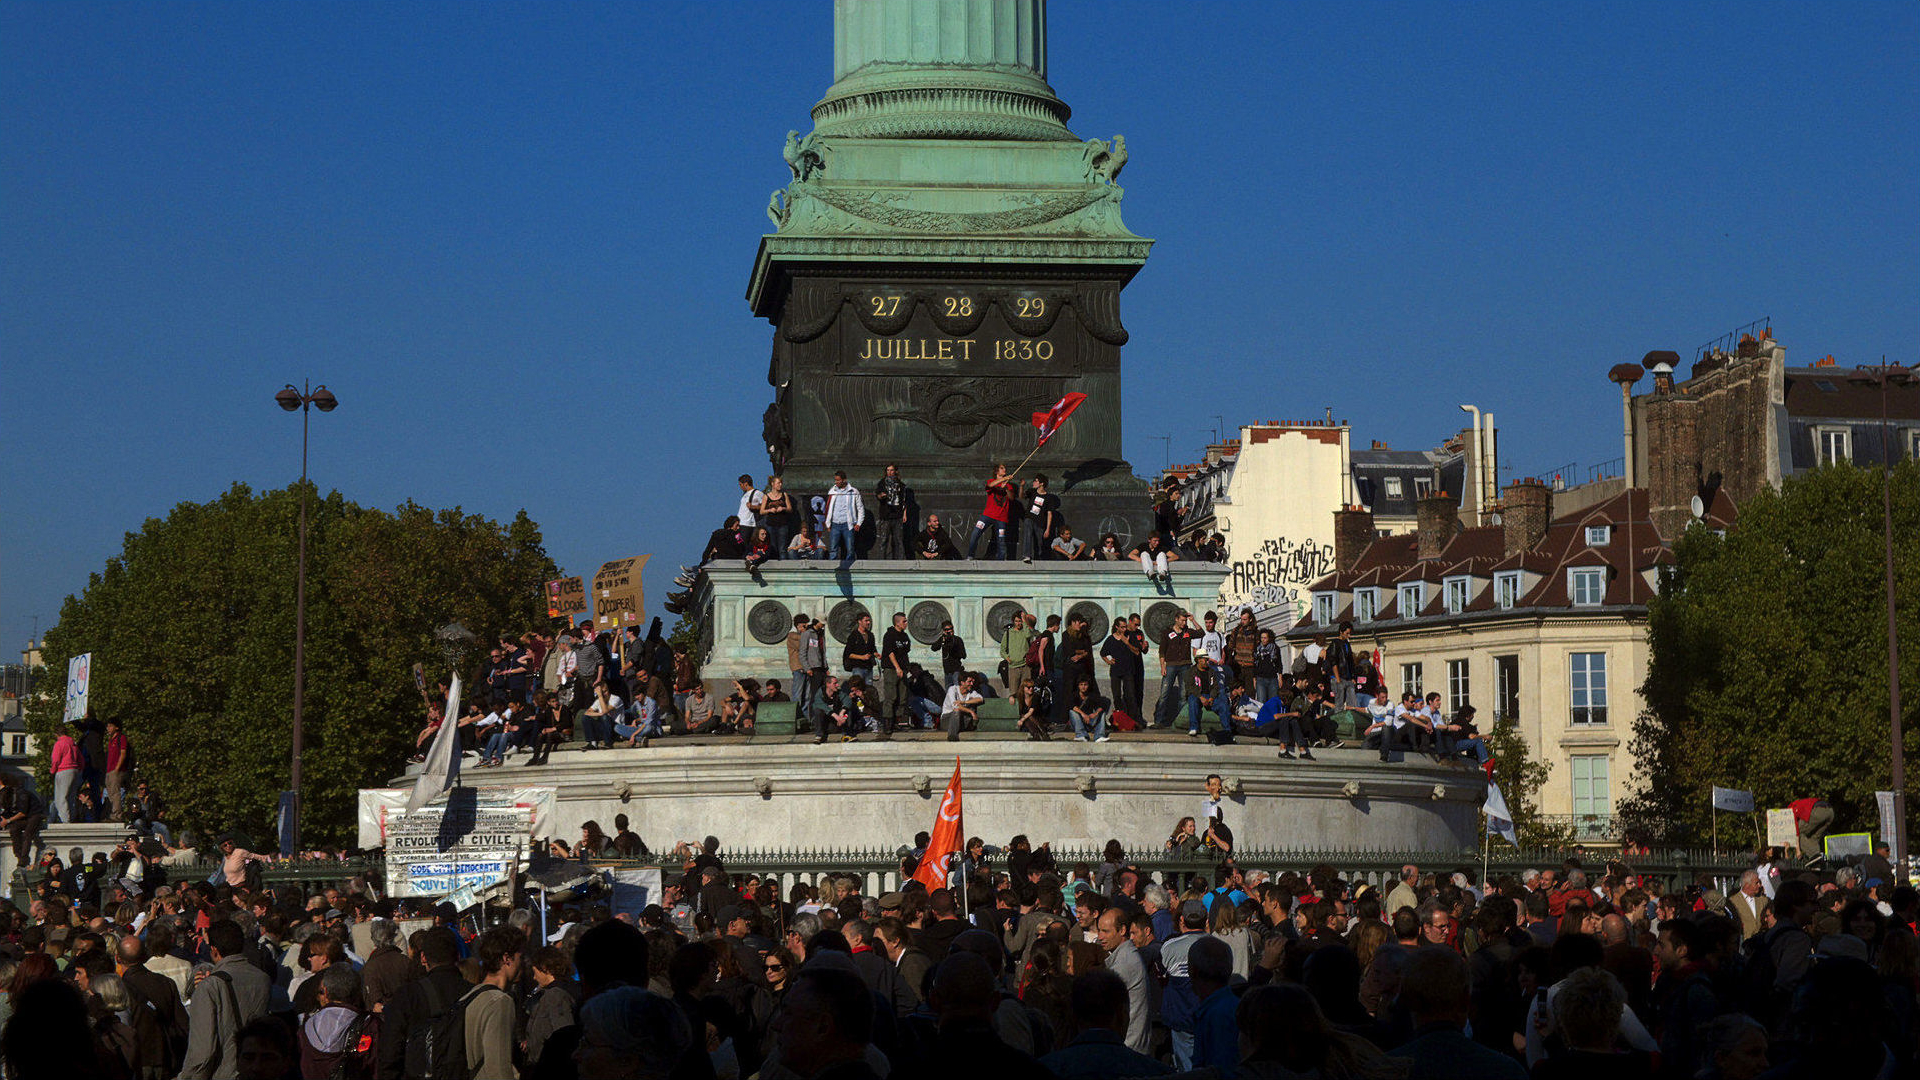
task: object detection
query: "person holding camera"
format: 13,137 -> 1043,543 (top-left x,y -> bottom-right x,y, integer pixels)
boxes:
936,620 -> 968,688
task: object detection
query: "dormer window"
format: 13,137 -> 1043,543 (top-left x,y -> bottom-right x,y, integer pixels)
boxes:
1443,576 -> 1470,615
1354,588 -> 1379,623
1398,582 -> 1425,617
1413,476 -> 1435,499
1313,592 -> 1337,627
1585,525 -> 1611,547
1384,477 -> 1404,500
1495,571 -> 1521,610
1569,567 -> 1606,607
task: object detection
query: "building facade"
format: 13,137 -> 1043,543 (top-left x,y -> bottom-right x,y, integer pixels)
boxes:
1291,483 -> 1671,841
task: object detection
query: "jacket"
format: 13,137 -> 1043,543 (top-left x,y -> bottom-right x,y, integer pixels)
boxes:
51,734 -> 82,774
460,984 -> 515,1080
178,955 -> 271,1079
525,978 -> 581,1065
825,484 -> 866,527
375,965 -> 471,1080
358,944 -> 419,1012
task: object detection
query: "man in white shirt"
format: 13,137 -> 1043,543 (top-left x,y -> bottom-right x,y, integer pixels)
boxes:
1362,688 -> 1401,760
941,673 -> 984,742
1199,611 -> 1228,709
1201,774 -> 1226,829
736,474 -> 763,528
824,471 -> 865,561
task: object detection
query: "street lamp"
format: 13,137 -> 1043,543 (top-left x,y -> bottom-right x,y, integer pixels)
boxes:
1849,360 -> 1915,875
276,380 -> 337,853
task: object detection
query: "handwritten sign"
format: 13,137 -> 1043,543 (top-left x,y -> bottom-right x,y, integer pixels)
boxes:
592,555 -> 648,629
63,653 -> 92,723
1765,808 -> 1796,848
546,577 -> 587,619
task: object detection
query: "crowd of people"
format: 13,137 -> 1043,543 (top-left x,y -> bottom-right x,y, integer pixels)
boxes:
0,792 -> 1904,1080
697,468 -> 1215,578
400,604 -> 1486,776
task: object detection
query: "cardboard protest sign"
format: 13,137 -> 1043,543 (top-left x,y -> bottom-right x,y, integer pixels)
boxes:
592,556 -> 647,628
546,577 -> 587,619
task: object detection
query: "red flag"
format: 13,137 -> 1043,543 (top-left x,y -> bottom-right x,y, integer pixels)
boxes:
1031,392 -> 1088,447
912,759 -> 963,890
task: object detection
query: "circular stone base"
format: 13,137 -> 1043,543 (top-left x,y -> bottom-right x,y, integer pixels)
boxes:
418,739 -> 1484,856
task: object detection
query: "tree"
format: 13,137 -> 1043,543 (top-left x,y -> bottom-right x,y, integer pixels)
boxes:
23,483 -> 557,846
1620,461 -> 1920,846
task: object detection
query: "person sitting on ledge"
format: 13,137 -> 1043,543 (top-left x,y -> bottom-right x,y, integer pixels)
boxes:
1130,533 -> 1180,582
1093,532 -> 1127,561
703,516 -> 744,564
1070,677 -> 1111,743
1051,525 -> 1091,561
1015,678 -> 1051,741
810,674 -> 846,745
942,673 -> 985,742
917,513 -> 958,560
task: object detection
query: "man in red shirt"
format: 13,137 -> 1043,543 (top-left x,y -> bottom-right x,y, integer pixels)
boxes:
1790,796 -> 1833,861
103,720 -> 131,819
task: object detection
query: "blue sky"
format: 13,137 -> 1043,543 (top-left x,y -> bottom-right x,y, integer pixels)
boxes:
4,2 -> 1915,654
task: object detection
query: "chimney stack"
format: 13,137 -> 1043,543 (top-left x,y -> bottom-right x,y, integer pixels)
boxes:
1416,494 -> 1459,561
1334,507 -> 1376,574
1503,479 -> 1552,556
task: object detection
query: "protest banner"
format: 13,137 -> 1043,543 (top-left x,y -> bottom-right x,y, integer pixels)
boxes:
357,786 -> 557,898
64,652 -> 92,723
592,556 -> 647,629
546,576 -> 587,619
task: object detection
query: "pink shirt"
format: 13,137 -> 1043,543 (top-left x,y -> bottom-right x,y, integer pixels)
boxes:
223,847 -> 267,887
50,734 -> 82,774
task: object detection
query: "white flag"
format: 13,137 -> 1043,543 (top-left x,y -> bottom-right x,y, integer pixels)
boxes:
1712,786 -> 1755,813
1484,781 -> 1520,849
408,674 -> 464,812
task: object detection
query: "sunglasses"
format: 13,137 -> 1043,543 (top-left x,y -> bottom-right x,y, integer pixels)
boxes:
765,962 -> 785,972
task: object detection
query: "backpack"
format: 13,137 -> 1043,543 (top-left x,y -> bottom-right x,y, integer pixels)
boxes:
404,978 -> 470,1080
1023,636 -> 1047,669
1111,709 -> 1139,733
327,1011 -> 381,1080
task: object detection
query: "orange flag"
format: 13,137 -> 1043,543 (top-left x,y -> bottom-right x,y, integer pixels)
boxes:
912,759 -> 963,890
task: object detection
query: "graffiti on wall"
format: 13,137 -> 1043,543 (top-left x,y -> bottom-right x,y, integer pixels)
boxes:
1224,535 -> 1336,626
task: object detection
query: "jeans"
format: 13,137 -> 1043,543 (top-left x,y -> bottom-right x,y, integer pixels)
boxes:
482,729 -> 518,761
966,520 -> 1008,560
1187,689 -> 1206,733
827,523 -> 856,561
615,711 -> 665,741
52,769 -> 78,824
846,666 -> 872,692
1156,665 -> 1190,727
875,518 -> 905,559
1331,676 -> 1358,710
1071,708 -> 1108,740
1255,676 -> 1280,704
943,710 -> 974,741
579,713 -> 614,746
879,669 -> 909,724
792,670 -> 816,721
768,521 -> 793,559
1171,1031 -> 1195,1072
902,696 -> 935,729
1021,523 -> 1050,560
1455,736 -> 1491,764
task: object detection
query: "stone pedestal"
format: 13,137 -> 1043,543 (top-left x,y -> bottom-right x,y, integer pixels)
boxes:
394,741 -> 1483,856
695,560 -> 1228,699
7,821 -> 135,894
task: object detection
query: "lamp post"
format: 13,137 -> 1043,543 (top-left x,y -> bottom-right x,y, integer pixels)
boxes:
1849,361 -> 1914,874
275,381 -> 337,854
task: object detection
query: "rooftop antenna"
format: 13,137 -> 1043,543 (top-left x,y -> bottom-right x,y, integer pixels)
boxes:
1151,435 -> 1172,473
1325,406 -> 1334,424
1212,415 -> 1225,444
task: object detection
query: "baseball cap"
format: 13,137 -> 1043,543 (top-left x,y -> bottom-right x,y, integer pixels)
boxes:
1180,899 -> 1208,922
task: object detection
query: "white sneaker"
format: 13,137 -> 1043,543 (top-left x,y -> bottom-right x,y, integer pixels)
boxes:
1095,735 -> 1110,743
1075,735 -> 1089,742
1186,730 -> 1199,738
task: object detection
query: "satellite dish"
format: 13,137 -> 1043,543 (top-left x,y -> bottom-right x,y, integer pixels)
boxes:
1690,495 -> 1705,520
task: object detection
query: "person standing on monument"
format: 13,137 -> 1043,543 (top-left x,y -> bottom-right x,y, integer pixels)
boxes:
1020,475 -> 1062,562
875,464 -> 910,559
762,475 -> 798,559
880,612 -> 914,736
967,463 -> 1016,560
737,474 -> 764,530
844,611 -> 878,690
824,471 -> 866,561
1226,609 -> 1261,696
1155,611 -> 1199,729
936,620 -> 968,689
1101,619 -> 1143,722
1325,621 -> 1359,709
1001,609 -> 1033,694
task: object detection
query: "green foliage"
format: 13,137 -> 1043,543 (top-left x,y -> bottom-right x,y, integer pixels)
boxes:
23,484 -> 557,847
1621,461 -> 1920,845
1485,716 -> 1575,849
